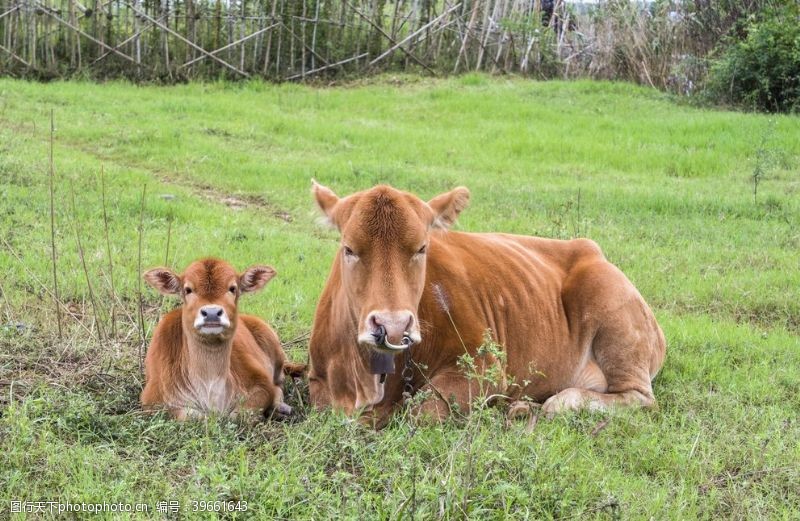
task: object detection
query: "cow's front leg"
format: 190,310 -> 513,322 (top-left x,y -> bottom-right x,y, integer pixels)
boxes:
244,383 -> 293,421
541,387 -> 655,419
411,371 -> 492,423
357,400 -> 402,429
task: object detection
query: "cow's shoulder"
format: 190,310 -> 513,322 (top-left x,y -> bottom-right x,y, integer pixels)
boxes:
142,308 -> 184,407
565,237 -> 605,264
147,308 -> 184,364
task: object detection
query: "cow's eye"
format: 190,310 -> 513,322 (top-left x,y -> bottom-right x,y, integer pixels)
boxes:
343,246 -> 355,256
184,287 -> 192,295
229,286 -> 236,294
417,245 -> 427,255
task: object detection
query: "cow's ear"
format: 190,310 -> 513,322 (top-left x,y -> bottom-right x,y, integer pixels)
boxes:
311,179 -> 357,231
428,187 -> 470,229
143,268 -> 182,296
311,179 -> 339,226
239,265 -> 276,293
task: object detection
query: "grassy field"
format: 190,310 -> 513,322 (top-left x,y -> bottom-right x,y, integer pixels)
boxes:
0,75 -> 799,519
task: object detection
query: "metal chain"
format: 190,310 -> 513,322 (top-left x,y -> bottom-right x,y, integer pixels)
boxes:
401,348 -> 414,403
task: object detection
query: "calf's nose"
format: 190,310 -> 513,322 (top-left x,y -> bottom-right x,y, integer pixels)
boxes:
368,311 -> 415,346
200,305 -> 225,321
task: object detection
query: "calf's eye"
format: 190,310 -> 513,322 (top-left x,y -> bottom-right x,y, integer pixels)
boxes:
229,286 -> 237,294
343,246 -> 355,256
184,287 -> 192,295
417,245 -> 427,255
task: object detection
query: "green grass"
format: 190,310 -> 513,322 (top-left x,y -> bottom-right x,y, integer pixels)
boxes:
1,75 -> 799,519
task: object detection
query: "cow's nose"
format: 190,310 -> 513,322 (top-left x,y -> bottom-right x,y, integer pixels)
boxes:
367,311 -> 415,347
200,305 -> 225,321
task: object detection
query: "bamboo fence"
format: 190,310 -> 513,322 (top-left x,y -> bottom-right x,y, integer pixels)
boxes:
0,0 -> 587,80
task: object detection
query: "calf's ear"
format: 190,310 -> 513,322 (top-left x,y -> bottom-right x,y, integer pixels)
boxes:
240,265 -> 277,293
428,186 -> 470,229
143,268 -> 182,296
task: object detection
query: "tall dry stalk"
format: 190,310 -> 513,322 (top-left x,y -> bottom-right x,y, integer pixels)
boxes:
137,184 -> 147,374
163,214 -> 172,265
0,278 -> 13,325
1,236 -> 94,337
49,109 -> 63,340
100,165 -> 117,338
157,212 -> 173,311
70,181 -> 105,343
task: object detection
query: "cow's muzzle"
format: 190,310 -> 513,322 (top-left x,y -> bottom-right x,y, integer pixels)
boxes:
194,305 -> 231,335
360,310 -> 419,352
368,326 -> 415,379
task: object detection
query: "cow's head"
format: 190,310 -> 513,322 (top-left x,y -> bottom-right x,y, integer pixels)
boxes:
312,181 -> 469,355
144,258 -> 276,345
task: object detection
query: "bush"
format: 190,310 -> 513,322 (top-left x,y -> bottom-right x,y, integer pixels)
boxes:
705,5 -> 800,112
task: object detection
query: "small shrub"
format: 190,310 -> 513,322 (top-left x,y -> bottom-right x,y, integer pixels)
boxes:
705,5 -> 800,112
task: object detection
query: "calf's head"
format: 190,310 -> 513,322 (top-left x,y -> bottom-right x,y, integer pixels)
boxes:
313,181 -> 469,354
144,258 -> 275,345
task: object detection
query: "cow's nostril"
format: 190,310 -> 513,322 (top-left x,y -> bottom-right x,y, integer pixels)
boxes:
216,309 -> 223,317
372,324 -> 387,344
201,309 -> 207,317
368,314 -> 381,329
405,315 -> 415,332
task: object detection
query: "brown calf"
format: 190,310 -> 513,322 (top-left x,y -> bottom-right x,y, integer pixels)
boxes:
308,183 -> 666,426
140,258 -> 303,420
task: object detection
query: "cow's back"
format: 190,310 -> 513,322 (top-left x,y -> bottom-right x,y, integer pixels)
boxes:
420,231 -> 628,401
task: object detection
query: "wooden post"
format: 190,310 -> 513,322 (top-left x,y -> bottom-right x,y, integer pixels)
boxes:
133,0 -> 141,72
185,0 -> 193,63
476,0 -> 491,70
30,0 -> 36,67
262,0 -> 277,75
310,0 -> 319,71
72,0 -> 81,69
252,2 -> 262,71
455,0 -> 480,72
300,0 -> 306,78
31,0 -> 38,69
239,0 -> 245,72
162,0 -> 171,77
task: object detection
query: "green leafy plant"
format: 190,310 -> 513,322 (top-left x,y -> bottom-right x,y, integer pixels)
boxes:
706,4 -> 800,112
456,330 -> 507,406
751,119 -> 779,204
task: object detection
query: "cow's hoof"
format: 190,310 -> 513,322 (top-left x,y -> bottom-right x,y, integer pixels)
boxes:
506,400 -> 534,420
505,400 -> 541,432
266,402 -> 293,422
542,388 -> 586,419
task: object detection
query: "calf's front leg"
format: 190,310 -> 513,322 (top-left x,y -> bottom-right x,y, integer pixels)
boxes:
244,383 -> 293,421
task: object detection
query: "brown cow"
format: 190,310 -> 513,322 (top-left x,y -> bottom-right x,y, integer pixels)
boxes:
140,258 -> 303,420
308,182 -> 666,426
